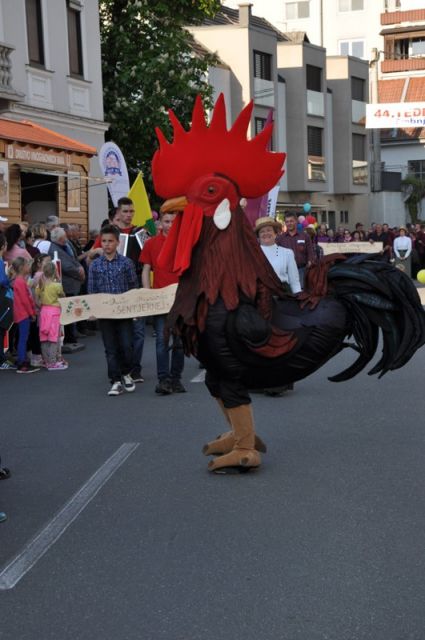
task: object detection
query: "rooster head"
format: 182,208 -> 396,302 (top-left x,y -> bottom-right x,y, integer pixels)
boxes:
152,94 -> 286,274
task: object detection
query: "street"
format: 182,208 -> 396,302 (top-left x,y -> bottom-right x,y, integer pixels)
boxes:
1,329 -> 425,640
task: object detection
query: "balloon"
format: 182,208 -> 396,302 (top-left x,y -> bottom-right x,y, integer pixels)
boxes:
297,223 -> 303,232
298,215 -> 305,223
417,269 -> 425,284
302,220 -> 308,228
306,215 -> 317,225
303,202 -> 311,213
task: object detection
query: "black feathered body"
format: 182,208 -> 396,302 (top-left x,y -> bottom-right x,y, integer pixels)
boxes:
215,255 -> 425,390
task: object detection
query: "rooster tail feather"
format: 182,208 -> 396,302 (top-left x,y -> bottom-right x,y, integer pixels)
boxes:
327,257 -> 425,381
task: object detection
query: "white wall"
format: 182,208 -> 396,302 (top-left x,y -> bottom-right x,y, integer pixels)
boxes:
1,0 -> 108,228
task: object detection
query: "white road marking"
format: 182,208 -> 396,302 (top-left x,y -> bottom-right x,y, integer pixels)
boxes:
0,442 -> 139,591
191,370 -> 206,383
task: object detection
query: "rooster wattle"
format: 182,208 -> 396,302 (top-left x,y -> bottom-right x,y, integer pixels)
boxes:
151,94 -> 425,474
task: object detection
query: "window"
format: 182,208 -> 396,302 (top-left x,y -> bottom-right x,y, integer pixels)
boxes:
339,211 -> 349,224
408,160 -> 425,179
254,50 -> 272,81
412,38 -> 425,57
351,77 -> 365,101
352,133 -> 367,185
254,117 -> 267,135
26,0 -> 44,66
308,126 -> 323,156
339,40 -> 365,59
307,126 -> 325,181
286,1 -> 310,20
394,38 -> 409,60
306,65 -> 322,92
338,0 -> 364,11
67,2 -> 84,77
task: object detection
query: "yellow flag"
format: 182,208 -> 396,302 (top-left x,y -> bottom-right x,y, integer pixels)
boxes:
128,172 -> 155,234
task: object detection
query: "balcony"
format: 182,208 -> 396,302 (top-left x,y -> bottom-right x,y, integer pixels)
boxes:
381,58 -> 425,73
352,99 -> 366,125
352,160 -> 368,185
253,78 -> 274,108
0,42 -> 23,103
307,90 -> 324,117
307,155 -> 326,182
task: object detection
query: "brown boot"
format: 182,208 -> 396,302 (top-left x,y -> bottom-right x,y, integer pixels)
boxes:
208,404 -> 262,473
202,399 -> 267,456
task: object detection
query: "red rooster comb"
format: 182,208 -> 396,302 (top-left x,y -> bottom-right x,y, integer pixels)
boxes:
152,93 -> 286,199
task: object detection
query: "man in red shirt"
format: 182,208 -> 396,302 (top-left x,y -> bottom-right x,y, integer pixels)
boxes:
276,212 -> 316,288
140,210 -> 185,395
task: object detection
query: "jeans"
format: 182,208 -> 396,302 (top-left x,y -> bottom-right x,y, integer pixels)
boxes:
17,317 -> 31,365
131,317 -> 145,375
99,318 -> 134,383
154,314 -> 184,382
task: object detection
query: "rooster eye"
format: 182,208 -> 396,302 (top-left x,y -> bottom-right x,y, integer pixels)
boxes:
207,186 -> 216,194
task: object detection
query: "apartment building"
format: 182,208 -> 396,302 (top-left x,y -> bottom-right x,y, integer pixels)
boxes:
0,0 -> 107,231
189,4 -> 289,194
190,4 -> 369,227
227,0 -> 425,225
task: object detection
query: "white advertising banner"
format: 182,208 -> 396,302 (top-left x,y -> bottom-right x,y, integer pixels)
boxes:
366,102 -> 425,129
59,284 -> 177,325
99,141 -> 130,206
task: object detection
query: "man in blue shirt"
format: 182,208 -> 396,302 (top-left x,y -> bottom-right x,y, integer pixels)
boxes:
88,225 -> 138,396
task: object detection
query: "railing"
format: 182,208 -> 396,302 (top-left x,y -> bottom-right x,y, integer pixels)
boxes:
0,43 -> 15,91
381,58 -> 425,73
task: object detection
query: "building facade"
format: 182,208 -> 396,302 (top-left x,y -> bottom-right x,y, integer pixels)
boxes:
191,4 -> 370,228
0,0 -> 108,232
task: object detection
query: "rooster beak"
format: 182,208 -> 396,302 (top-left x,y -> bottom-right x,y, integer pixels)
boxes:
160,196 -> 188,214
213,198 -> 232,230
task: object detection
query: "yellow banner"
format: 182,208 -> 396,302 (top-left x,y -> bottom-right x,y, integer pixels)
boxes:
59,284 -> 177,325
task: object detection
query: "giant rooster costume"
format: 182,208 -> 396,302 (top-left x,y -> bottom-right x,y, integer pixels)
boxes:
152,94 -> 425,474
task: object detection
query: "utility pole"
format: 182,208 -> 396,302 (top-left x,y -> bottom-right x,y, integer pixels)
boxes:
369,48 -> 382,192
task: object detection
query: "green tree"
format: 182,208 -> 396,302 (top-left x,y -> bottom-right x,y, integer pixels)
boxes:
401,175 -> 425,225
99,0 -> 219,203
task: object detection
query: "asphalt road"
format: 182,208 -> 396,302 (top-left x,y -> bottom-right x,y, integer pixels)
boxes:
1,326 -> 425,640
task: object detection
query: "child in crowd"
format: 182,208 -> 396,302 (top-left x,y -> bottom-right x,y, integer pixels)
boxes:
28,253 -> 50,367
35,261 -> 66,371
88,224 -> 138,396
11,257 -> 40,373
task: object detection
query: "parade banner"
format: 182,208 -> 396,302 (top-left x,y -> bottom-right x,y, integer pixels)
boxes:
318,242 -> 383,256
366,102 -> 425,129
98,142 -> 130,206
59,284 -> 177,325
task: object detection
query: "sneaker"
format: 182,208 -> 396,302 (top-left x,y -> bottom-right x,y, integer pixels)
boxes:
62,343 -> 85,354
47,362 -> 68,371
108,381 -> 124,396
0,512 -> 7,523
16,363 -> 40,374
122,374 -> 136,393
155,379 -> 173,395
0,361 -> 17,370
131,370 -> 144,383
30,355 -> 44,367
171,379 -> 187,393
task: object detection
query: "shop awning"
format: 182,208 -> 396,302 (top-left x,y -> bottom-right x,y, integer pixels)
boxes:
0,118 -> 96,155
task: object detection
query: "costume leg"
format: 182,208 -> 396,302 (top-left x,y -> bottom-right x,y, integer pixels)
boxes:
203,398 -> 267,456
208,404 -> 261,472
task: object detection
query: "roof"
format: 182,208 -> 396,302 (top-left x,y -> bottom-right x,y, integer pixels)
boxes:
0,118 -> 96,155
282,31 -> 310,44
202,5 -> 288,41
